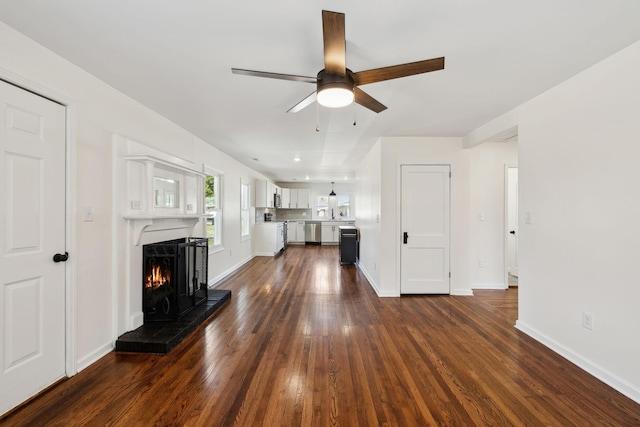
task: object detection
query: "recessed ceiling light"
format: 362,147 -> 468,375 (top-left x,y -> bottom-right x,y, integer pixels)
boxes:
293,157 -> 301,162
305,176 -> 310,180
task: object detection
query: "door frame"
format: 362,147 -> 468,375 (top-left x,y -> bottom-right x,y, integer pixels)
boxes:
0,68 -> 78,377
396,163 -> 452,296
503,164 -> 518,289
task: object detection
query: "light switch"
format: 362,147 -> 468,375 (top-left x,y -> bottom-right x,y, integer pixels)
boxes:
84,206 -> 94,222
524,211 -> 532,224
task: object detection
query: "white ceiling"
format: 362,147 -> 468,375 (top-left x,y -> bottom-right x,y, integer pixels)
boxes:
1,1 -> 640,183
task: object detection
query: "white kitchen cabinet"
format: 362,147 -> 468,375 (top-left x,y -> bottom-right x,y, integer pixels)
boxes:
289,189 -> 298,208
296,189 -> 310,208
254,222 -> 285,256
296,222 -> 305,242
321,221 -> 355,245
280,188 -> 311,208
287,221 -> 306,244
281,188 -> 290,208
321,224 -> 336,244
255,180 -> 277,208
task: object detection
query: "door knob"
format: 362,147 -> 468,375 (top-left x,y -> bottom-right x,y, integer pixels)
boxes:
53,252 -> 69,262
403,232 -> 408,244
509,230 -> 516,235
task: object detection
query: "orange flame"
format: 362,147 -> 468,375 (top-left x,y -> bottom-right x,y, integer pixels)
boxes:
145,265 -> 170,289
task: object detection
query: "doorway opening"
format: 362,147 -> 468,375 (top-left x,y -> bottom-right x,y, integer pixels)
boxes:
506,166 -> 519,287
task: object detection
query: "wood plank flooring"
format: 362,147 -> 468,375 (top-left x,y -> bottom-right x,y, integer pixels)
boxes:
3,245 -> 640,426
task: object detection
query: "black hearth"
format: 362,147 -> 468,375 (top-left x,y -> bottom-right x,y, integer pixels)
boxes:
143,237 -> 208,322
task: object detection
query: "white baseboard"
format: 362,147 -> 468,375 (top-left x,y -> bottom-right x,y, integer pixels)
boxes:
76,342 -> 114,373
209,255 -> 254,287
471,283 -> 507,290
515,320 -> 640,404
357,263 -> 397,297
451,288 -> 474,296
131,311 -> 144,330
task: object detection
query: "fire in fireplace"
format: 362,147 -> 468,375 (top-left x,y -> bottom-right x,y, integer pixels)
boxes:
143,237 -> 208,322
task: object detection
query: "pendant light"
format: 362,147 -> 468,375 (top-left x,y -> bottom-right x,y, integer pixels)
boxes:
329,181 -> 336,197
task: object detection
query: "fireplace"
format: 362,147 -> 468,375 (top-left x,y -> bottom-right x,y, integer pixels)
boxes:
143,237 -> 208,322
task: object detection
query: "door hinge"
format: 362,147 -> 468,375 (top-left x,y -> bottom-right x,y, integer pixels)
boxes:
449,272 -> 451,278
449,171 -> 451,178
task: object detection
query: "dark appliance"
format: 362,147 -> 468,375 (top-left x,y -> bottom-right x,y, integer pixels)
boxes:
339,226 -> 358,265
264,212 -> 273,222
273,193 -> 281,208
283,221 -> 288,249
143,237 -> 208,322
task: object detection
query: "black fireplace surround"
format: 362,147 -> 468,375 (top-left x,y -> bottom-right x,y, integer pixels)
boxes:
143,237 -> 208,322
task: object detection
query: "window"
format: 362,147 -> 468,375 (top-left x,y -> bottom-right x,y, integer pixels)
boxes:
241,182 -> 250,238
316,193 -> 350,219
316,195 -> 329,217
204,170 -> 223,249
337,194 -> 350,218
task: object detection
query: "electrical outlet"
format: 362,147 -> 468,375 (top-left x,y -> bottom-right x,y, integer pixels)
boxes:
131,200 -> 141,210
582,312 -> 593,330
479,259 -> 486,268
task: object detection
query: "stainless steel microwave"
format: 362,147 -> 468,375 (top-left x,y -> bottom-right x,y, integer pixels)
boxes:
273,193 -> 281,208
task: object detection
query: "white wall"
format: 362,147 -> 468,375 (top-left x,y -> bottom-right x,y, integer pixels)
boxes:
355,137 -> 473,296
468,142 -> 518,289
354,140 -> 382,292
512,40 -> 640,401
0,22 -> 268,372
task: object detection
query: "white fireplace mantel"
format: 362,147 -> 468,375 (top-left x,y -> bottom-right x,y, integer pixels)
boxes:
123,214 -> 203,246
113,134 -> 208,334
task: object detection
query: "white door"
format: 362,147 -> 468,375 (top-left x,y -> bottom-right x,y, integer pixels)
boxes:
507,167 -> 519,277
401,165 -> 450,294
0,80 -> 67,415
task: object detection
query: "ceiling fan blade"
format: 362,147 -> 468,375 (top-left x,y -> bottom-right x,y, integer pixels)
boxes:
322,10 -> 346,76
232,68 -> 317,84
352,57 -> 445,86
354,87 -> 387,113
287,91 -> 317,113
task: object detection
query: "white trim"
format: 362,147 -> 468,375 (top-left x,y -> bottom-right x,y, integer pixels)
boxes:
503,163 -> 518,290
451,289 -> 474,296
358,263 -> 398,297
0,68 -> 79,377
208,255 -> 254,288
515,320 -> 640,404
75,342 -> 113,373
397,163 -> 453,296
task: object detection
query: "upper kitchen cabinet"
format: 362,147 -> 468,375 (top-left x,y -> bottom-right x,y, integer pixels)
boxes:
281,188 -> 290,208
281,188 -> 310,209
296,189 -> 310,208
255,179 -> 278,208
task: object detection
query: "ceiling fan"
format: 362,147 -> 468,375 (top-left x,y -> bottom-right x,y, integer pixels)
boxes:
232,10 -> 444,114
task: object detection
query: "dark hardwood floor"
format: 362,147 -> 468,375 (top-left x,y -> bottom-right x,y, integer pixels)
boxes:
3,245 -> 640,426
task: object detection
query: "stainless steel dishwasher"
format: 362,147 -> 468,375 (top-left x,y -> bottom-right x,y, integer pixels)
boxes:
304,221 -> 321,245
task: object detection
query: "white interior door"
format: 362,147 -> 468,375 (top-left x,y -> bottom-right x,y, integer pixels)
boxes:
401,165 -> 450,294
507,167 -> 519,277
0,80 -> 67,415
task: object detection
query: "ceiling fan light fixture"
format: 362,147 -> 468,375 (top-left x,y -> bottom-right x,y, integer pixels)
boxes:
317,85 -> 354,108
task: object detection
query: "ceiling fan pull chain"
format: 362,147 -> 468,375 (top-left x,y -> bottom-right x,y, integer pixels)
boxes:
353,102 -> 357,126
316,101 -> 320,132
